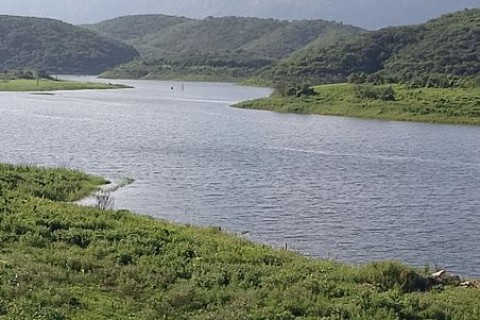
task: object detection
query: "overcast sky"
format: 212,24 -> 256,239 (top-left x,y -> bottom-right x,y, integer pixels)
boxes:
1,0 -> 479,29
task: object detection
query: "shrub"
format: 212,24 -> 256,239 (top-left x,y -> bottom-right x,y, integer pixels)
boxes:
274,82 -> 316,97
356,85 -> 396,101
355,261 -> 429,292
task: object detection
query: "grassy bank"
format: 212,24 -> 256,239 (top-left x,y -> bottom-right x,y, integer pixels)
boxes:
1,164 -> 479,319
236,83 -> 480,125
99,64 -> 260,83
0,79 -> 131,92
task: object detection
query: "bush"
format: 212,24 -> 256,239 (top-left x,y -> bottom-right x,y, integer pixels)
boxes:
348,72 -> 368,84
274,82 -> 316,97
355,261 -> 429,293
356,85 -> 396,101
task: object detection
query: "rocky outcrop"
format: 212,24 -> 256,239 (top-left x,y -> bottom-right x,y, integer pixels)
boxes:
429,269 -> 480,290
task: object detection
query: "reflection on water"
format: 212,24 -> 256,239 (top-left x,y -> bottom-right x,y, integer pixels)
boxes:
1,77 -> 480,277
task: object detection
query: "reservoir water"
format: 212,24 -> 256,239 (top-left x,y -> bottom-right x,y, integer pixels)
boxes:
1,77 -> 480,277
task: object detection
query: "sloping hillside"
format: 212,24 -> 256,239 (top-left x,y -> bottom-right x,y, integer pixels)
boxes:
82,14 -> 191,43
87,15 -> 362,80
384,9 -> 480,77
268,9 -> 480,84
0,15 -> 139,74
234,19 -> 360,60
1,163 -> 480,319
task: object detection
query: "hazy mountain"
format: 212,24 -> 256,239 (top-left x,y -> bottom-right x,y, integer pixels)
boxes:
1,0 -> 479,29
0,16 -> 139,74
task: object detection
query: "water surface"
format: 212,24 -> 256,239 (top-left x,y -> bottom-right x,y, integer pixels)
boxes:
1,77 -> 479,277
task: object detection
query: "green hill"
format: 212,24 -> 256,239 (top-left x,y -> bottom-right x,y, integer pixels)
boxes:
1,163 -> 480,319
268,8 -> 480,84
0,16 -> 139,74
86,15 -> 362,80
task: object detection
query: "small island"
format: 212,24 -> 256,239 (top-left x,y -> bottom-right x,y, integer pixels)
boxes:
0,69 -> 132,92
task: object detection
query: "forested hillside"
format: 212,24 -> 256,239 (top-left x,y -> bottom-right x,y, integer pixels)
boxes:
0,16 -> 139,74
268,9 -> 480,84
87,15 -> 362,80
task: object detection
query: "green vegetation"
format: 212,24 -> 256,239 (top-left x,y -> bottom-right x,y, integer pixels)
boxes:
0,164 -> 107,202
0,15 -> 139,74
267,9 -> 480,84
236,83 -> 480,125
86,15 -> 361,80
1,163 -> 480,319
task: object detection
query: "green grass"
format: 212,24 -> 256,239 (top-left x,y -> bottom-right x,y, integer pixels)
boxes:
236,83 -> 480,125
0,164 -> 107,202
0,79 -> 132,92
1,163 -> 480,319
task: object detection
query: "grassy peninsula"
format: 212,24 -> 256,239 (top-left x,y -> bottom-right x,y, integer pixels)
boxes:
236,83 -> 480,125
1,163 -> 479,319
0,78 -> 131,92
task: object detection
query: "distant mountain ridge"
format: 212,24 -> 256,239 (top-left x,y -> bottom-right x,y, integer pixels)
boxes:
0,15 -> 139,74
5,7 -> 477,82
86,15 -> 362,81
